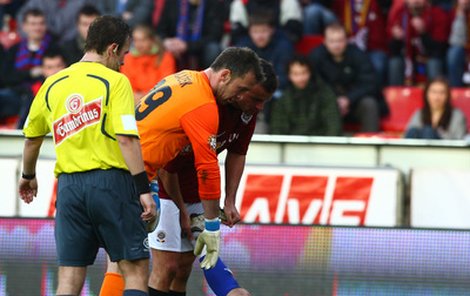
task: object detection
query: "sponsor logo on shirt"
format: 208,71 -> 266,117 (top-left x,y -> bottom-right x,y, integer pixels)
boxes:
208,135 -> 217,152
240,112 -> 253,124
53,95 -> 102,145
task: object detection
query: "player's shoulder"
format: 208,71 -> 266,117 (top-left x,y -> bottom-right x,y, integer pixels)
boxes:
168,70 -> 212,94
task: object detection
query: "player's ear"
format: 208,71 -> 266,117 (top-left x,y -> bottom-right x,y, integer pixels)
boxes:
220,69 -> 231,84
108,43 -> 119,56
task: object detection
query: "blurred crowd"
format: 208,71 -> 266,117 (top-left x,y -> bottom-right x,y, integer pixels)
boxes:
0,0 -> 468,139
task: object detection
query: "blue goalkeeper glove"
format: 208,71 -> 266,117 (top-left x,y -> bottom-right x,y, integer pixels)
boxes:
194,217 -> 221,269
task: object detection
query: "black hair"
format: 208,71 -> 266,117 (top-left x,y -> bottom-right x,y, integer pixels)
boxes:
210,47 -> 263,83
84,15 -> 131,55
77,4 -> 101,22
42,48 -> 66,62
285,55 -> 313,74
259,59 -> 278,94
23,8 -> 45,22
421,77 -> 453,130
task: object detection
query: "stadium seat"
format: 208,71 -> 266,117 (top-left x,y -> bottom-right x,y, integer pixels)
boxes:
0,115 -> 19,130
380,87 -> 423,133
451,88 -> 470,131
295,34 -> 324,56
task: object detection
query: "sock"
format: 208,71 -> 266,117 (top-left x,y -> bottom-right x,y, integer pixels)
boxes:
201,256 -> 240,296
100,272 -> 125,296
123,290 -> 147,296
149,287 -> 170,296
169,291 -> 186,296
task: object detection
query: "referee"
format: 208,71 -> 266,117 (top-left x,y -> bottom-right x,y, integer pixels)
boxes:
18,16 -> 156,296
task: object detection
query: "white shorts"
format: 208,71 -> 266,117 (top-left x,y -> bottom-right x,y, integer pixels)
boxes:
148,199 -> 204,253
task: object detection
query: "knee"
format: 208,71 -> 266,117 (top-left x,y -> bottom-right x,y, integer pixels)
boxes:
119,258 -> 149,282
228,288 -> 251,296
173,262 -> 192,283
358,97 -> 379,113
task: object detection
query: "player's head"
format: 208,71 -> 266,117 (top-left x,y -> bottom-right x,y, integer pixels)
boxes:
76,4 -> 100,40
210,47 -> 263,103
84,15 -> 131,71
230,59 -> 278,114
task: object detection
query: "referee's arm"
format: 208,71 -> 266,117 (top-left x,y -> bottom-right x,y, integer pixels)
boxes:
116,134 -> 156,222
116,134 -> 146,175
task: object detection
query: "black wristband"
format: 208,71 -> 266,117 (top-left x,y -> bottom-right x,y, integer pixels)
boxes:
22,172 -> 36,180
133,171 -> 150,194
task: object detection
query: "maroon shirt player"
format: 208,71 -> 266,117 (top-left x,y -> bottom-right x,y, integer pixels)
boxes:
147,59 -> 278,295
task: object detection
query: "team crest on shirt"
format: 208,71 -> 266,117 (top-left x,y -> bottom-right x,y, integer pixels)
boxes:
240,112 -> 253,125
208,135 -> 217,151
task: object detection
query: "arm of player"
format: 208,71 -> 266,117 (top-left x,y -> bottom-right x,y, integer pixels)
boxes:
180,104 -> 221,269
117,135 -> 156,223
158,168 -> 193,241
18,137 -> 43,204
223,152 -> 245,227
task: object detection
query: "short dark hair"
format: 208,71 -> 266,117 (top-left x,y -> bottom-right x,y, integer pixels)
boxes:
286,55 -> 313,74
42,48 -> 66,62
84,16 -> 130,55
259,59 -> 278,94
77,4 -> 101,22
210,47 -> 263,83
248,12 -> 275,28
324,22 -> 347,36
23,8 -> 45,23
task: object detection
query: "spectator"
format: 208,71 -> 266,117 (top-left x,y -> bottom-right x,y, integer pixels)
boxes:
236,12 -> 294,89
17,49 -> 66,128
61,4 -> 100,66
309,23 -> 387,133
405,77 -> 468,139
2,8 -> 58,126
17,0 -> 91,44
230,0 -> 303,44
120,24 -> 176,104
387,0 -> 450,85
301,0 -> 337,35
155,0 -> 224,69
331,0 -> 388,87
95,0 -> 152,28
270,55 -> 342,136
447,0 -> 470,87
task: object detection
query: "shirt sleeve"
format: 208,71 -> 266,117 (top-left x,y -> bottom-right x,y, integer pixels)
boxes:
23,82 -> 51,138
110,75 -> 139,137
180,103 -> 220,200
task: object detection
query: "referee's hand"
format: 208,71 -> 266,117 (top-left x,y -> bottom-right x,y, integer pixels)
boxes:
139,192 -> 157,222
18,177 -> 38,204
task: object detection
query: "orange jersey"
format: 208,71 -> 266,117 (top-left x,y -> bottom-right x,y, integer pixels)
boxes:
136,70 -> 220,200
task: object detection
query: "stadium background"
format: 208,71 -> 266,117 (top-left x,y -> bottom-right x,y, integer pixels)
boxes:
1,132 -> 470,295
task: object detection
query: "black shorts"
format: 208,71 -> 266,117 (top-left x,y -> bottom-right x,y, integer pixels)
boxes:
55,169 -> 149,266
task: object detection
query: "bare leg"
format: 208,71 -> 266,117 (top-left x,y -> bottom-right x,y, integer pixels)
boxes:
118,258 -> 149,292
56,266 -> 87,295
169,252 -> 195,292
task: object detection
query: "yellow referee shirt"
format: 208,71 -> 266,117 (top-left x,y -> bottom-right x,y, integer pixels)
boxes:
23,62 -> 139,176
